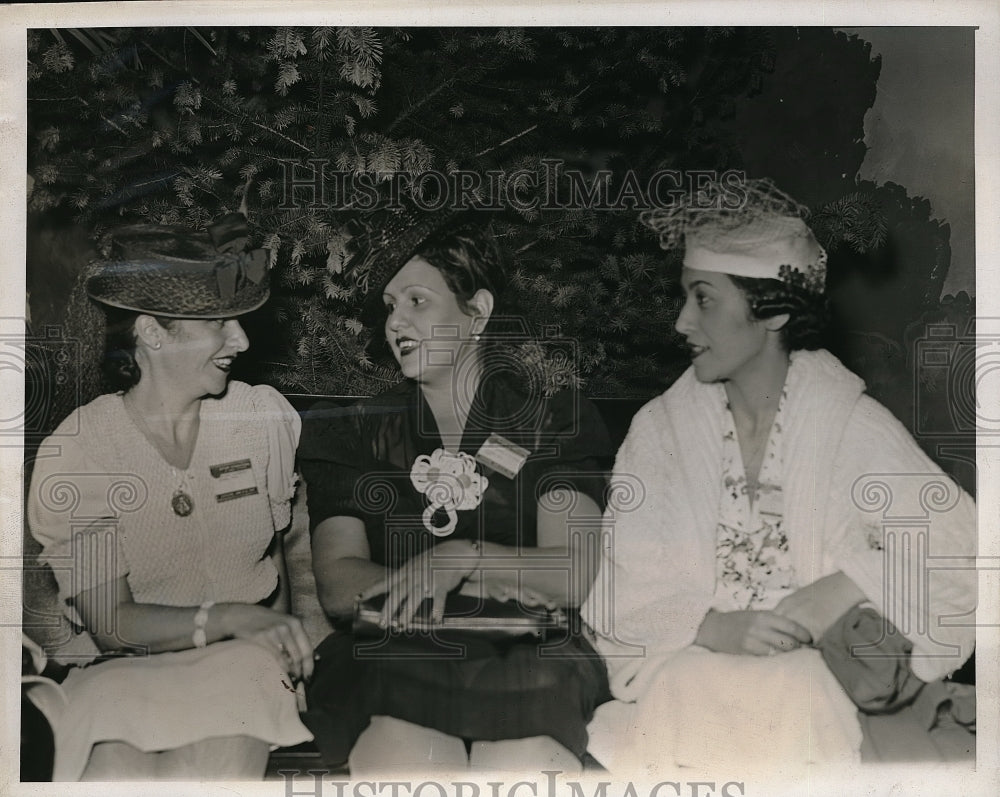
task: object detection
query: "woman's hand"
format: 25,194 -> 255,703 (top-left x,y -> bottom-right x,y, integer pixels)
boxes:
479,577 -> 558,611
214,603 -> 314,682
695,608 -> 813,656
359,539 -> 480,629
773,572 -> 866,643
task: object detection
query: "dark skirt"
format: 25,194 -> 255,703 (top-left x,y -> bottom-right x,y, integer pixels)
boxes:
302,625 -> 610,767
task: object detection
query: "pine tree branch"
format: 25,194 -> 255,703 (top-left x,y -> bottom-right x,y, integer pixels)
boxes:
27,96 -> 88,102
386,75 -> 462,134
238,147 -> 301,166
474,124 -> 539,158
185,27 -> 218,58
100,113 -> 128,136
315,67 -> 325,152
249,120 -> 313,154
65,29 -> 104,57
141,42 -> 194,82
132,45 -> 317,158
131,173 -> 182,190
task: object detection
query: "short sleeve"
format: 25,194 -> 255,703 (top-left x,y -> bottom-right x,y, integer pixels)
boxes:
249,385 -> 302,530
27,433 -> 131,609
297,400 -> 366,530
533,390 -> 612,510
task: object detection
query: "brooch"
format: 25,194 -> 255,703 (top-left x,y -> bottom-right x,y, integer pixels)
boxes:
410,448 -> 489,536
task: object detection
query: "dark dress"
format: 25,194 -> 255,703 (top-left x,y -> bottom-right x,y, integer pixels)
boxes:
298,373 -> 612,766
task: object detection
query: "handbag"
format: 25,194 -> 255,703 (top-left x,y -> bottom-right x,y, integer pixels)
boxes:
353,591 -> 569,642
818,604 -> 925,714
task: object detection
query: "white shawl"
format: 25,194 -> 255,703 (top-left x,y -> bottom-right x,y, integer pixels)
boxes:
583,349 -> 977,699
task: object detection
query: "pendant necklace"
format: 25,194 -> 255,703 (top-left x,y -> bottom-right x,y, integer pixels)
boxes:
124,395 -> 196,517
170,467 -> 195,517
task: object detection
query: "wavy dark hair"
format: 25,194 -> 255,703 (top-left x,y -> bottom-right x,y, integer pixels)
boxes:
101,306 -> 176,392
729,275 -> 829,351
415,223 -> 509,325
364,221 -> 511,368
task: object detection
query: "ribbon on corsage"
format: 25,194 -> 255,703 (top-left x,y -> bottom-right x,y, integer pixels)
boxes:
207,212 -> 270,302
410,448 -> 489,536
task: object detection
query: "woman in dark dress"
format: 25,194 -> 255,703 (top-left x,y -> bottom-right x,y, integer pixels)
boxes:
299,209 -> 611,774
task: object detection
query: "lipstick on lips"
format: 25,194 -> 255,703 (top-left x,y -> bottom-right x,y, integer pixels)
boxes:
396,337 -> 418,356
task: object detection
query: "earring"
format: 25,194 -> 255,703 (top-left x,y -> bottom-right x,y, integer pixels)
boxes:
152,342 -> 162,350
472,332 -> 482,342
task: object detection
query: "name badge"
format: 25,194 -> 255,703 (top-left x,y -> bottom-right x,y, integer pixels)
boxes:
475,434 -> 531,479
209,458 -> 259,503
210,458 -> 253,479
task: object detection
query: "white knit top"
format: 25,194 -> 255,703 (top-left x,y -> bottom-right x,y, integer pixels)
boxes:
28,382 -> 301,615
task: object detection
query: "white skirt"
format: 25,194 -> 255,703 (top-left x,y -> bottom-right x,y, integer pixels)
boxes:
588,645 -> 862,778
52,639 -> 312,781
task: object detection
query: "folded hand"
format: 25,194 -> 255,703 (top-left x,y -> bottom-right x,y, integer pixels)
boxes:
695,608 -> 813,656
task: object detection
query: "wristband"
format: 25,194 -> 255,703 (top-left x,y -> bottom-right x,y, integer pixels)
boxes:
192,600 -> 215,649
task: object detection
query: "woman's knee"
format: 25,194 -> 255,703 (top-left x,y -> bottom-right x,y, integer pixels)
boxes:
83,735 -> 270,781
160,735 -> 270,779
349,716 -> 468,774
80,741 -> 158,780
469,736 -> 581,774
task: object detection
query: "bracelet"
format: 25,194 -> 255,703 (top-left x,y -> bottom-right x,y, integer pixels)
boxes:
192,600 -> 215,649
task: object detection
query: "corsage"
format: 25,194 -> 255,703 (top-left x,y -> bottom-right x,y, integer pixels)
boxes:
410,448 -> 488,536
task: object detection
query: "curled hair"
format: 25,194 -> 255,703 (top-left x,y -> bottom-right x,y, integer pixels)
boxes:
729,275 -> 829,352
416,223 -> 509,325
101,307 -> 175,392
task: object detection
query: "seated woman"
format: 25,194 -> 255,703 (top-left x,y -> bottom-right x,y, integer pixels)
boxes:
27,220 -> 314,780
582,179 -> 977,774
299,208 -> 612,774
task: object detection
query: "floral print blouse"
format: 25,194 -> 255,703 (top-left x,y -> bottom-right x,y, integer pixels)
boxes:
715,387 -> 797,610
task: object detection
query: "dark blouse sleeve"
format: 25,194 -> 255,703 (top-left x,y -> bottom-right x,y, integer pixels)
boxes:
531,390 -> 612,511
297,400 -> 366,531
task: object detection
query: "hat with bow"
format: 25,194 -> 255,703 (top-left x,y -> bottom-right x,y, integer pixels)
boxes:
85,213 -> 271,318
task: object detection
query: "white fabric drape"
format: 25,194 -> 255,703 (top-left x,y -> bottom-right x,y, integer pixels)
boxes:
582,349 -> 977,773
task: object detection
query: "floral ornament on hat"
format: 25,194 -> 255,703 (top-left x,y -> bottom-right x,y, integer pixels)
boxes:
410,448 -> 489,536
778,255 -> 827,296
641,177 -> 828,296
